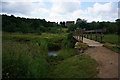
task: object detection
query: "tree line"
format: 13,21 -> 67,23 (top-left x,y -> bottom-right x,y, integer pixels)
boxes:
2,14 -> 63,34
2,14 -> 120,34
68,18 -> 119,34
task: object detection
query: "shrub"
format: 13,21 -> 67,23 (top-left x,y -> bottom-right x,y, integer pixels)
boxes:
75,42 -> 88,50
62,32 -> 76,48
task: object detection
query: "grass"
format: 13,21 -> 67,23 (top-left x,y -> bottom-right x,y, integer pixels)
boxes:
48,54 -> 98,78
2,32 -> 98,78
102,34 -> 119,45
3,32 -> 67,42
103,43 -> 119,53
86,34 -> 119,44
57,49 -> 78,60
3,32 -> 67,51
2,40 -> 48,78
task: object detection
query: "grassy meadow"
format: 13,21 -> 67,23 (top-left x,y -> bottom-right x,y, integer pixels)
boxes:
2,32 -> 98,78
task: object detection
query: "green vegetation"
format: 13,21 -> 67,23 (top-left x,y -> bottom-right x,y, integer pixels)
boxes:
2,13 -> 120,78
57,49 -> 78,60
75,42 -> 88,50
67,18 -> 118,35
3,32 -> 98,78
2,15 -> 119,35
2,14 -> 119,78
103,34 -> 119,45
2,15 -> 65,34
48,54 -> 98,78
62,32 -> 76,48
103,43 -> 119,53
89,34 -> 119,44
75,42 -> 88,53
3,40 -> 48,78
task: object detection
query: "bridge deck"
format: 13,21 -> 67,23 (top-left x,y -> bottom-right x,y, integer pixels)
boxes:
73,36 -> 103,47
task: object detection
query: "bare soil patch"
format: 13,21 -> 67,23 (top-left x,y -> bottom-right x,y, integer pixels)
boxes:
84,46 -> 118,78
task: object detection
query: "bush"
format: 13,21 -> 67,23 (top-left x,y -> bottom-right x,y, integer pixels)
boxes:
62,33 -> 76,48
75,42 -> 88,50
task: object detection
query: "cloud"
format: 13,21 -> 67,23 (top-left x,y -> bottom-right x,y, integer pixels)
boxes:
118,8 -> 120,19
71,2 -> 118,22
50,1 -> 81,15
1,2 -> 49,19
86,2 -> 118,21
2,0 -> 81,2
2,2 -> 35,15
1,1 -> 118,22
48,1 -> 81,22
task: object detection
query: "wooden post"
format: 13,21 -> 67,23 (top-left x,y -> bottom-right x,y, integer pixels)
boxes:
90,32 -> 92,39
82,31 -> 83,42
86,33 -> 88,38
95,32 -> 97,41
100,32 -> 102,42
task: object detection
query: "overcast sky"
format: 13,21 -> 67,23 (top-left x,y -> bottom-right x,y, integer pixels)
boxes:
1,0 -> 120,22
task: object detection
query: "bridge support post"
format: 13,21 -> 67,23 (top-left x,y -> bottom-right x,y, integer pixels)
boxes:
90,32 -> 92,40
100,32 -> 103,42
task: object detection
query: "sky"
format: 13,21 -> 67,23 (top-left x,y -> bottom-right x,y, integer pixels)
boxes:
0,0 -> 120,22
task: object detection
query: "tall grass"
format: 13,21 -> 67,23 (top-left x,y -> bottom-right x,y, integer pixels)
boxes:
2,32 -> 98,78
2,40 -> 48,78
62,32 -> 76,49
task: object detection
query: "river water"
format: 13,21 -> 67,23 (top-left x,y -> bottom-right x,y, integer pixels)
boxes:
48,51 -> 58,56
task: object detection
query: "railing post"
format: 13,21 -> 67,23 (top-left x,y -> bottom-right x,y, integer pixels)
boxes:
100,32 -> 103,42
90,32 -> 92,40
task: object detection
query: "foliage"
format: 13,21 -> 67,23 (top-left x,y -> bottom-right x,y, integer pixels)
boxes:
60,21 -> 66,28
3,32 -> 98,78
62,32 -> 76,48
48,54 -> 98,78
76,18 -> 87,29
2,14 -> 119,34
68,18 -> 118,34
2,14 -> 62,34
75,42 -> 88,50
2,40 -> 48,78
116,19 -> 120,35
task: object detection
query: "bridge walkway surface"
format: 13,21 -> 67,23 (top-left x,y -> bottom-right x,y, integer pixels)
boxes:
73,36 -> 103,47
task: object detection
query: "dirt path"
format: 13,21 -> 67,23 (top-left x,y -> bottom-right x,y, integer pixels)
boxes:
84,45 -> 118,78
74,37 -> 119,78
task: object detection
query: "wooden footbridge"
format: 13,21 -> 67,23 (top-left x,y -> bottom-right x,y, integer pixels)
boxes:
73,29 -> 106,46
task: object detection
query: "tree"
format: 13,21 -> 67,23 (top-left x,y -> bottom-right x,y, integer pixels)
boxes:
68,24 -> 77,32
60,21 -> 66,28
76,18 -> 87,29
115,19 -> 120,35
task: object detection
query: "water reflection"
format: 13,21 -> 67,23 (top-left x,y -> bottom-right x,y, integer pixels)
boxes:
48,51 -> 58,56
